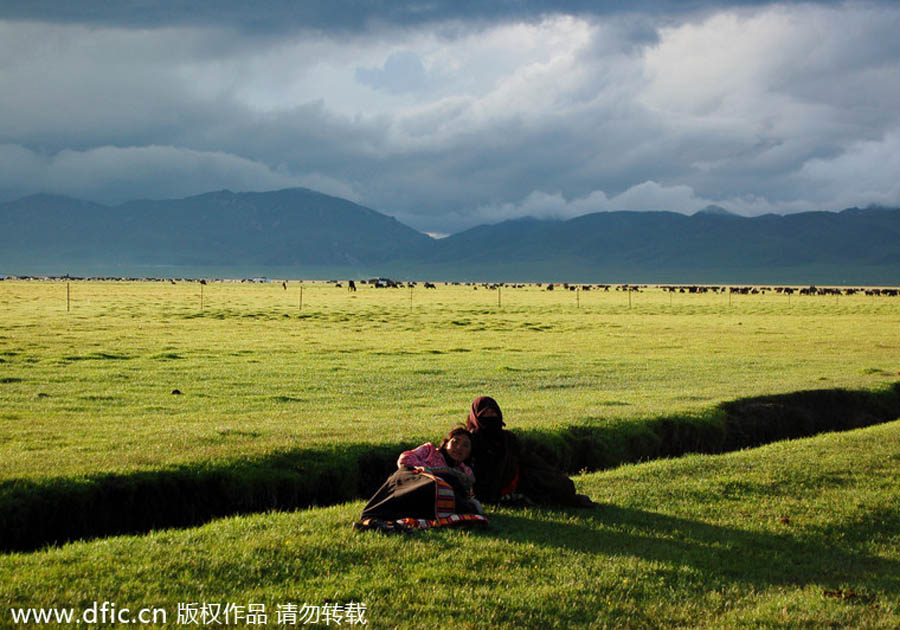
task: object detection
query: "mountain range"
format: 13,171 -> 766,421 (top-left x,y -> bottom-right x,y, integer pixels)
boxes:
2,188 -> 899,284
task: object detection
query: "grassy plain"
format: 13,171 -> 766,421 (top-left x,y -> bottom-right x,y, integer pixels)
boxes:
2,418 -> 898,629
1,280 -> 898,481
2,280 -> 900,628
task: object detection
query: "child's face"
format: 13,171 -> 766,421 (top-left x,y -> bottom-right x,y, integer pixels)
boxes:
446,435 -> 472,463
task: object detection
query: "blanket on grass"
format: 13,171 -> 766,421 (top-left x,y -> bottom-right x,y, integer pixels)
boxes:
357,512 -> 489,533
357,468 -> 488,532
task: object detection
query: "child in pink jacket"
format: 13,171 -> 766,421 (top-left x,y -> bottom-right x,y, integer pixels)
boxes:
397,427 -> 482,515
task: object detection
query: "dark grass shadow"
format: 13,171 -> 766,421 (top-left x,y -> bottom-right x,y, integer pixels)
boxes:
2,384 -> 899,554
479,505 -> 900,597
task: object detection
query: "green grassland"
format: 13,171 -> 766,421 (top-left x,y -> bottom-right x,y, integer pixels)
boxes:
1,280 -> 898,482
2,279 -> 900,628
2,419 -> 898,629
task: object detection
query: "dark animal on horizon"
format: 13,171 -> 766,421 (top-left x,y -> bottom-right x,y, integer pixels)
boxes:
348,280 -> 357,292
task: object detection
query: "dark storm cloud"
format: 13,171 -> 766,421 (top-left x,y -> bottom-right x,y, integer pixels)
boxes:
0,0 -> 850,33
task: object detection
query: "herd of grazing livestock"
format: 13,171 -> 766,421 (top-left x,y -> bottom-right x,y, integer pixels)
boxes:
3,274 -> 898,298
657,284 -> 899,297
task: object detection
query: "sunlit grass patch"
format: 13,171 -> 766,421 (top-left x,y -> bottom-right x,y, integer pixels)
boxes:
2,421 -> 898,629
1,280 -> 899,484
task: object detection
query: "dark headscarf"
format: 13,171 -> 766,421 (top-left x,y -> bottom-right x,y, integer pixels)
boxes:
466,396 -> 505,433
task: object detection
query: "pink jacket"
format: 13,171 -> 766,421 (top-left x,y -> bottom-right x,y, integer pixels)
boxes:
397,442 -> 474,479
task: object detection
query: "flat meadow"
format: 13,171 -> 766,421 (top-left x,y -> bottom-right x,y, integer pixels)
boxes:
1,279 -> 898,481
1,279 -> 899,628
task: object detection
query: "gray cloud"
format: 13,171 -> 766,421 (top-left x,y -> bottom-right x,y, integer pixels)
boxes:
0,1 -> 854,34
1,2 -> 899,234
355,51 -> 430,93
0,144 -> 302,201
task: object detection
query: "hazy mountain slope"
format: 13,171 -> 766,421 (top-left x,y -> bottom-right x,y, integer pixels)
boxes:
432,208 -> 900,270
1,188 -> 898,282
0,188 -> 434,268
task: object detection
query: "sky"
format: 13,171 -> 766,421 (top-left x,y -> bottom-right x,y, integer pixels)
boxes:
1,1 -> 899,235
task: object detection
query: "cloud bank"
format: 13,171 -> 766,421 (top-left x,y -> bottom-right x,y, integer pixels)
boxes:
1,1 -> 898,233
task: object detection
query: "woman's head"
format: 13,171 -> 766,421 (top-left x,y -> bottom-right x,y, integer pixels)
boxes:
466,396 -> 504,433
439,427 -> 473,465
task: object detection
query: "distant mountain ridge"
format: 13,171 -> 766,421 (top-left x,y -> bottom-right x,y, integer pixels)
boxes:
0,188 -> 432,268
694,204 -> 737,217
433,206 -> 900,268
1,188 -> 899,284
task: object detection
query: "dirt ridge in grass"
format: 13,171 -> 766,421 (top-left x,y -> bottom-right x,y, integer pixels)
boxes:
2,383 -> 899,553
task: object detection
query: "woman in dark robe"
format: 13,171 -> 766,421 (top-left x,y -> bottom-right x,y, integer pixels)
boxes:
467,396 -> 597,508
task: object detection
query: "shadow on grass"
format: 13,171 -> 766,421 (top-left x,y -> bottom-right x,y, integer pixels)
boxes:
2,383 -> 899,553
486,506 -> 900,596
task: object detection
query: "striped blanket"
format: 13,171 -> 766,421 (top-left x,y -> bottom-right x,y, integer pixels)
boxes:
357,468 -> 489,532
